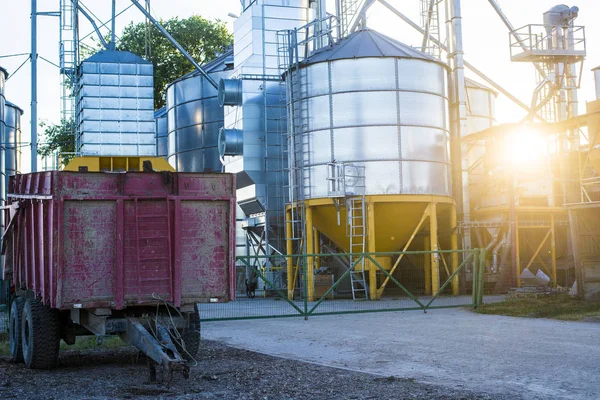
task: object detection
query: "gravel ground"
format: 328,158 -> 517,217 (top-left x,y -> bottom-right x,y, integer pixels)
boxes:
0,340 -> 511,400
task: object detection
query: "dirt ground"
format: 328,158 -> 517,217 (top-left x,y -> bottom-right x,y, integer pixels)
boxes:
0,339 -> 512,400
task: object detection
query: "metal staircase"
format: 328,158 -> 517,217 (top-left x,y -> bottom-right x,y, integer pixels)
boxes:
347,197 -> 368,300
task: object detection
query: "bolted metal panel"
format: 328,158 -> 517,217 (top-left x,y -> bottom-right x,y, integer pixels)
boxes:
290,30 -> 452,199
222,0 -> 312,253
154,107 -> 168,158
166,50 -> 233,173
465,78 -> 497,136
76,50 -> 156,156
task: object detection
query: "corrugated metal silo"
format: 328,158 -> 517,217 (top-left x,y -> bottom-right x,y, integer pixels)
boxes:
154,107 -> 167,158
166,50 -> 233,172
0,66 -> 6,304
4,101 -> 23,189
285,29 -> 458,299
76,50 -> 155,156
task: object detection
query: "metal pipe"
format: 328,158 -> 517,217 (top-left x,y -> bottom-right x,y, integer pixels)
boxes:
492,232 -> 506,273
376,0 -> 535,117
129,0 -> 218,89
111,0 -> 116,51
31,0 -> 38,172
594,67 -> 600,100
77,5 -> 110,49
486,0 -> 546,79
445,0 -> 469,251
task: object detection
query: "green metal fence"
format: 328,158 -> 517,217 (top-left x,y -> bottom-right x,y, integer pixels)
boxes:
199,249 -> 487,321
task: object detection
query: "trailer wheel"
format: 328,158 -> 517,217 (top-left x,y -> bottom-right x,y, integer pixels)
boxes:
177,308 -> 200,361
21,298 -> 61,369
9,296 -> 26,363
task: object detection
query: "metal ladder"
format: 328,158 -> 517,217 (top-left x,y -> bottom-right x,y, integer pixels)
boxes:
347,196 -> 368,300
420,0 -> 442,59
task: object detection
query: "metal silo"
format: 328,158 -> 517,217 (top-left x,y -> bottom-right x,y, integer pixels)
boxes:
166,50 -> 233,172
76,50 -> 155,156
154,107 -> 167,158
4,101 -> 23,189
0,66 -> 6,304
284,29 -> 457,300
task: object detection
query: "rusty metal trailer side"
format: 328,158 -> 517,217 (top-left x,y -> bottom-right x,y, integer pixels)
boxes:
4,171 -> 236,310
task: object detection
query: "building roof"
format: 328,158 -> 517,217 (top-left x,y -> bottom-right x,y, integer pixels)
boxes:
0,66 -> 7,78
83,50 -> 151,64
304,28 -> 445,67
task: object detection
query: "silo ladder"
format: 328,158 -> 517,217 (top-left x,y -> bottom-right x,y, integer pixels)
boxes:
347,197 -> 368,300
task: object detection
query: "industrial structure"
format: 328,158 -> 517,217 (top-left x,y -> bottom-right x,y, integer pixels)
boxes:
3,0 -> 600,307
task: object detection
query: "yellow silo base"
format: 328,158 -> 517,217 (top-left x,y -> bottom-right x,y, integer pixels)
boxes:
286,195 -> 459,301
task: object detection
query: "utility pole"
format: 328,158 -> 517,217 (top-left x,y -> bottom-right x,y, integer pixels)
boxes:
31,0 -> 38,172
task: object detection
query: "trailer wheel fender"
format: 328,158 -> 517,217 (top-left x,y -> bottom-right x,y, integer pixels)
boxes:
21,298 -> 61,369
9,296 -> 26,363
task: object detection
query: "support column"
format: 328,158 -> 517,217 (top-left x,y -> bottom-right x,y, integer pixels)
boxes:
429,202 -> 440,293
515,214 -> 521,287
314,230 -> 321,270
306,206 -> 315,301
550,214 -> 557,287
285,208 -> 294,300
424,236 -> 431,295
367,200 -> 377,300
450,204 -> 460,295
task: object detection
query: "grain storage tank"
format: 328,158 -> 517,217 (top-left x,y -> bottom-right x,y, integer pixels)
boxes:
76,50 -> 155,156
154,107 -> 167,158
285,29 -> 456,299
0,66 -> 6,304
166,50 -> 233,172
4,101 -> 23,188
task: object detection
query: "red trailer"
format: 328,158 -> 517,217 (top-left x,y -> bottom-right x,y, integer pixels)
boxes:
3,171 -> 235,379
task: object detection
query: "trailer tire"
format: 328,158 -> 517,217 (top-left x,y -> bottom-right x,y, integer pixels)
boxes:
178,308 -> 200,361
21,298 -> 61,369
9,296 -> 26,363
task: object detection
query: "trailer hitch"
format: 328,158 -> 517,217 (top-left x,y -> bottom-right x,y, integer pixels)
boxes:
120,318 -> 190,384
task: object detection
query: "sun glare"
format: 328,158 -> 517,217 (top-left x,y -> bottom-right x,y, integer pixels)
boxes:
505,130 -> 548,168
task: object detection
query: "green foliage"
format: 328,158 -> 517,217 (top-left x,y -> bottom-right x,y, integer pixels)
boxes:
37,119 -> 76,166
117,16 -> 232,108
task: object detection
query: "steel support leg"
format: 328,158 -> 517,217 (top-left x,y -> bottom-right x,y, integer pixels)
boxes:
306,206 -> 315,302
429,203 -> 439,293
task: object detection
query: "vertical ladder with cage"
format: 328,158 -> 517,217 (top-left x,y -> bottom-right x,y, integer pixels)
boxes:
60,0 -> 78,161
420,0 -> 442,59
347,196 -> 368,300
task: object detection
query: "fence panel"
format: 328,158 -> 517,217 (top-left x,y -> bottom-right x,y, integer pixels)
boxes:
200,250 -> 483,321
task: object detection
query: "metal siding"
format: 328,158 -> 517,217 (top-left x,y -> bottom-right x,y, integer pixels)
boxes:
295,56 -> 452,198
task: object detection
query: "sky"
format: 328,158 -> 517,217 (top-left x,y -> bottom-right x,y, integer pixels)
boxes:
0,0 -> 598,172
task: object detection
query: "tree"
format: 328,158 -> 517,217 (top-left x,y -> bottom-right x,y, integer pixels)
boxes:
37,119 -> 76,167
117,16 -> 232,109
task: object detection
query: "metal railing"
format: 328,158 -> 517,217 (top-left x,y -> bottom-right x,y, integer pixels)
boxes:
509,24 -> 586,62
199,249 -> 488,321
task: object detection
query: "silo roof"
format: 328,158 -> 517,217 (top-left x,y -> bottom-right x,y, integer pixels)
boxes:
305,28 -> 445,66
167,48 -> 234,88
83,50 -> 151,64
154,106 -> 167,118
5,100 -> 24,113
0,66 -> 8,78
465,77 -> 498,96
